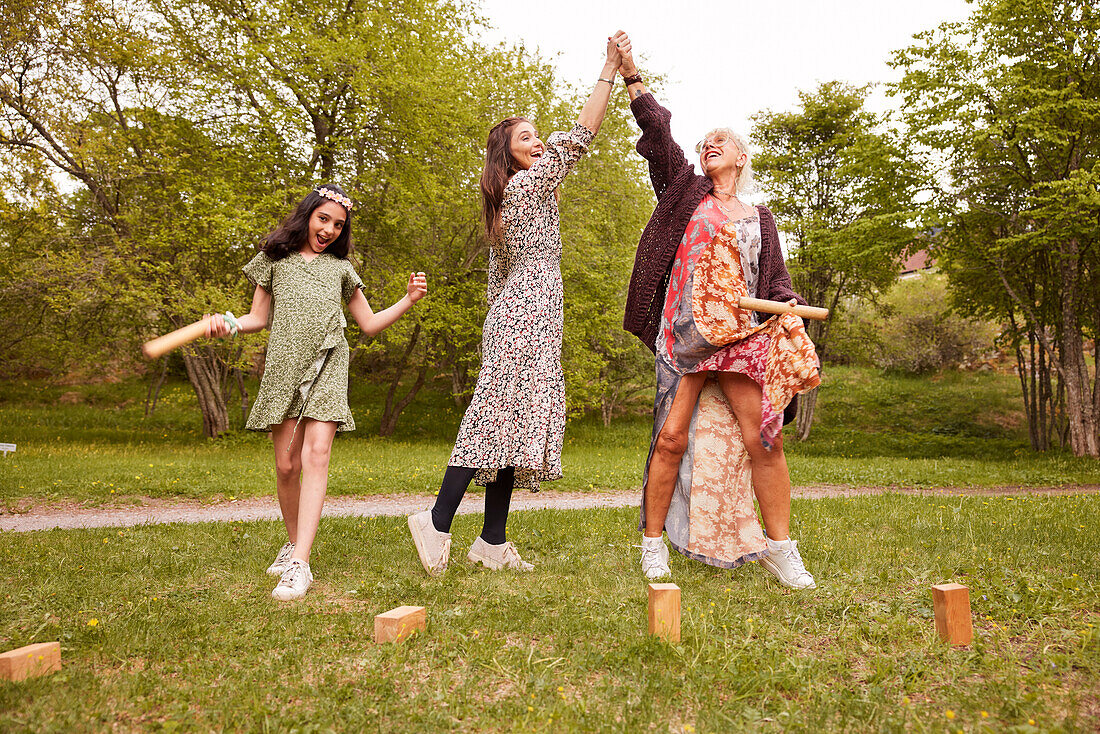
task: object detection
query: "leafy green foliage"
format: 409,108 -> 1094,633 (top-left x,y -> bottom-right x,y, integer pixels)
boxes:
751,81 -> 920,438
833,273 -> 1000,373
891,0 -> 1100,455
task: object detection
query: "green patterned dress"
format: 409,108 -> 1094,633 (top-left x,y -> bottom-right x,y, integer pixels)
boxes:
243,251 -> 365,432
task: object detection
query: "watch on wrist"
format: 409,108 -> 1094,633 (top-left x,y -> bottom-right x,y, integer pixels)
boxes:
622,73 -> 643,86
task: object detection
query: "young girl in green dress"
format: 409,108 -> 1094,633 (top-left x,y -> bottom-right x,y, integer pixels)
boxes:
208,184 -> 428,600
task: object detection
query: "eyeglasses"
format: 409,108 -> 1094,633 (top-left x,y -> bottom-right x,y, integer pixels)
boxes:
695,133 -> 733,154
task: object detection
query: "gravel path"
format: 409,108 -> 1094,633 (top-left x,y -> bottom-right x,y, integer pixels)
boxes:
2,484 -> 1096,533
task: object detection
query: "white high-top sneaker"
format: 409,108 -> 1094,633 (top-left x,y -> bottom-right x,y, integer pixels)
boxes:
759,536 -> 816,589
467,536 -> 534,571
638,535 -> 671,580
408,510 -> 452,577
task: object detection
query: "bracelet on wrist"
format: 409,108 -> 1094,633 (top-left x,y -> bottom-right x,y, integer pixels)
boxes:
598,77 -> 614,87
223,311 -> 241,338
623,72 -> 643,86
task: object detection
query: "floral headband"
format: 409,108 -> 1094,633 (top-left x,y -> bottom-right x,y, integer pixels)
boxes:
316,187 -> 353,211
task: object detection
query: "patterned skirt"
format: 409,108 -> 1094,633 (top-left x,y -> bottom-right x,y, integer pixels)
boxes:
641,213 -> 820,568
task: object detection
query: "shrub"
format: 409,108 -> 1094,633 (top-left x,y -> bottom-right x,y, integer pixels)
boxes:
830,273 -> 999,373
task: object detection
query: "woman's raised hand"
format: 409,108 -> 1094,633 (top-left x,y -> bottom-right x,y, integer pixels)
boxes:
612,31 -> 635,76
407,272 -> 428,303
605,34 -> 622,68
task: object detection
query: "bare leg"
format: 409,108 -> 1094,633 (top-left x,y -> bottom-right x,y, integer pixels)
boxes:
643,372 -> 708,538
270,418 -> 305,543
290,419 -> 339,563
716,372 -> 792,540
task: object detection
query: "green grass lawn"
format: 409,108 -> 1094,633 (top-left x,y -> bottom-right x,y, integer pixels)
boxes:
1,366 -> 1097,508
2,495 -> 1097,731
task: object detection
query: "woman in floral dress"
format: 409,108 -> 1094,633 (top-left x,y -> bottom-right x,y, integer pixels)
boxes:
407,32 -> 630,576
617,40 -> 821,589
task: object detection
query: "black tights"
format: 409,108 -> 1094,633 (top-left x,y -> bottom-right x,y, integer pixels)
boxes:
430,465 -> 515,545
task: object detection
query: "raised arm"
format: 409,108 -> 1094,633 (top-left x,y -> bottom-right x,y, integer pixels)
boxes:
576,33 -> 624,135
617,36 -> 693,197
348,272 -> 428,336
507,36 -> 624,201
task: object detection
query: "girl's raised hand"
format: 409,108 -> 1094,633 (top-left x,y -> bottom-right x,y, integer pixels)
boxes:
407,271 -> 428,303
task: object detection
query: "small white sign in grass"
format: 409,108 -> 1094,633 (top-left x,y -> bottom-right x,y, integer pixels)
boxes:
0,443 -> 14,456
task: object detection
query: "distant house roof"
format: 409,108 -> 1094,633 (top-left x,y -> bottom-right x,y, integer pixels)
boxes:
900,248 -> 935,277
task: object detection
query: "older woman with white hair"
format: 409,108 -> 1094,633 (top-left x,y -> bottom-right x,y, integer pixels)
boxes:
616,38 -> 821,589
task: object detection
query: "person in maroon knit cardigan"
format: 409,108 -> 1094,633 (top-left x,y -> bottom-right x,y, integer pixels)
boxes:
616,36 -> 816,590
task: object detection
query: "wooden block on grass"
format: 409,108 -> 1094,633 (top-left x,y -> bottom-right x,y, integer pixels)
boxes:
0,641 -> 61,681
932,583 -> 973,645
648,583 -> 681,642
374,606 -> 426,643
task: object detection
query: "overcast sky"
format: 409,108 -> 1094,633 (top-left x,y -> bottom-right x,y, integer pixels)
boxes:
478,0 -> 974,188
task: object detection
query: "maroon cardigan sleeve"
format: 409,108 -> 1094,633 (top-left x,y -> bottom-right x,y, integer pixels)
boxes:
630,93 -> 694,198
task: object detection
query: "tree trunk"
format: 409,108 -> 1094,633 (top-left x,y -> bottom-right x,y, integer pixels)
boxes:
1015,328 -> 1040,450
379,323 -> 425,436
144,356 -> 169,418
380,364 -> 428,437
234,366 -> 250,425
1094,337 -> 1100,443
181,349 -> 230,438
795,386 -> 818,441
450,359 -> 471,409
1058,238 -> 1099,457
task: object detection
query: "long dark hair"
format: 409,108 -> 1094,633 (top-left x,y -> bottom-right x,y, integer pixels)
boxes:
262,184 -> 354,260
479,117 -> 527,244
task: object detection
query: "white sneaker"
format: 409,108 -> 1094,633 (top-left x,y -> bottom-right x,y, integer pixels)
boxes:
408,510 -> 452,577
638,536 -> 671,580
272,558 -> 313,600
467,536 -> 534,571
266,541 -> 296,576
759,536 -> 816,589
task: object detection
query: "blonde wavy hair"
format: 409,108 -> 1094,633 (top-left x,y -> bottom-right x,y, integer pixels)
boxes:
697,127 -> 757,195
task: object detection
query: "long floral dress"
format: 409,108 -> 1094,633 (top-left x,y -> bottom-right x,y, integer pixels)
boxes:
641,196 -> 821,568
242,251 -> 365,432
448,123 -> 596,491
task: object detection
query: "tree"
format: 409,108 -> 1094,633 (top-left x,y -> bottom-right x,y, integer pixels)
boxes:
0,0 -> 283,434
0,152 -> 64,376
1,0 -> 660,434
892,0 -> 1100,456
751,82 -> 919,440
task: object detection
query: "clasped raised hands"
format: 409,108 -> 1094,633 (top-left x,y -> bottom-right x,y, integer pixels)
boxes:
610,31 -> 635,77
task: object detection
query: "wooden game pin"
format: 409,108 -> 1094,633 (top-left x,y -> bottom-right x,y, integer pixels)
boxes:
648,583 -> 681,642
374,606 -> 426,643
0,641 -> 61,682
931,583 -> 973,645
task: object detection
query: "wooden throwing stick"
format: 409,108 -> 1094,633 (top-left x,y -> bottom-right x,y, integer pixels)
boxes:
737,296 -> 829,321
